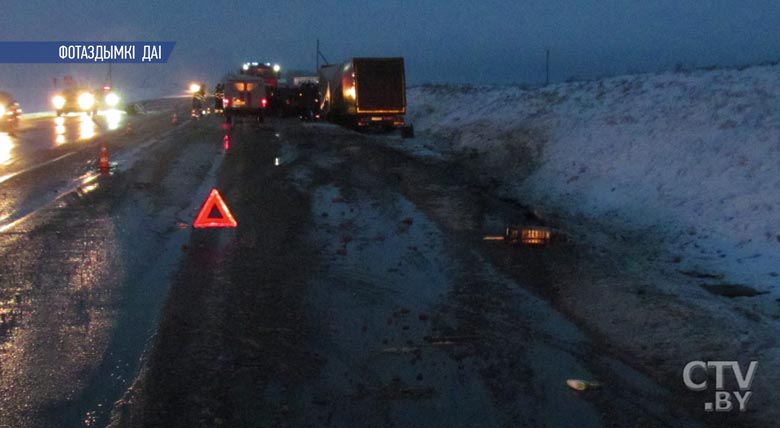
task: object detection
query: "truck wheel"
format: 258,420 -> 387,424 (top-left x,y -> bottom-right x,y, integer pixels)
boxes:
401,125 -> 415,139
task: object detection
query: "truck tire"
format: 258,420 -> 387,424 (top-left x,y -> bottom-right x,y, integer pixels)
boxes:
401,124 -> 414,139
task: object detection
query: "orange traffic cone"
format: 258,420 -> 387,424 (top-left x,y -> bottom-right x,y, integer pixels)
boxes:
99,144 -> 109,172
172,112 -> 178,125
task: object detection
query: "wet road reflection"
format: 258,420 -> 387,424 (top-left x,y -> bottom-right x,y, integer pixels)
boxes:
0,133 -> 13,165
0,111 -> 125,233
0,212 -> 121,428
49,111 -> 124,147
54,116 -> 67,145
78,114 -> 96,140
104,110 -> 122,131
0,111 -> 127,171
52,114 -> 93,147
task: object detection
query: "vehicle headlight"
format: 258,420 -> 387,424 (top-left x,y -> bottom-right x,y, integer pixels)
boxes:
78,92 -> 95,110
52,95 -> 66,110
189,83 -> 201,93
105,92 -> 120,107
0,105 -> 5,116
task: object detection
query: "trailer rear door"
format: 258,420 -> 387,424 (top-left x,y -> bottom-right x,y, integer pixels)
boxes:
354,58 -> 405,114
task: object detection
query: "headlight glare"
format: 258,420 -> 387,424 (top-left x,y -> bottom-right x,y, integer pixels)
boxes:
52,95 -> 66,110
78,92 -> 95,110
105,92 -> 120,107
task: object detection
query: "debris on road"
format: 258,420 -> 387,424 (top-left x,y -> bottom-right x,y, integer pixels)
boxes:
379,346 -> 420,355
507,226 -> 551,245
483,235 -> 505,241
485,226 -> 552,245
678,270 -> 725,280
423,335 -> 478,346
566,379 -> 602,391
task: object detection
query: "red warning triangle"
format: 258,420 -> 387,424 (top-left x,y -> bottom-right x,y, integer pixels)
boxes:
193,189 -> 237,228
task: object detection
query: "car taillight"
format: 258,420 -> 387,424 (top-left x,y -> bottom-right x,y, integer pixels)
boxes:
223,98 -> 230,107
261,98 -> 267,108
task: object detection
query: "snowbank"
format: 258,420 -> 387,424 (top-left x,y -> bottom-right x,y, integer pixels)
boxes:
407,65 -> 780,294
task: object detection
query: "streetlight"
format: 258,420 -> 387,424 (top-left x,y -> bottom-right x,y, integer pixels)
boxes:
273,64 -> 281,82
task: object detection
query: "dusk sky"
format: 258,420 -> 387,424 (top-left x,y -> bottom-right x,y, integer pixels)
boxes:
2,0 -> 780,108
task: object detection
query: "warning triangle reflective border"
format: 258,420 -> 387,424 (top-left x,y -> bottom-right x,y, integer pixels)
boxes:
193,189 -> 238,228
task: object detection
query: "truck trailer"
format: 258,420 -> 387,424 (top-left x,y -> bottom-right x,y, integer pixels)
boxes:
319,57 -> 412,136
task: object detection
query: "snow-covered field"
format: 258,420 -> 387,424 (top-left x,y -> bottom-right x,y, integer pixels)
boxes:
406,64 -> 780,297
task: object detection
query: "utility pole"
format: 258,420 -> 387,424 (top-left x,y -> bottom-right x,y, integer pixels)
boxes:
316,39 -> 329,71
545,48 -> 550,85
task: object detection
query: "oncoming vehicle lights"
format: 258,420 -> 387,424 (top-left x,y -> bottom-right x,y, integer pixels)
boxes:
77,92 -> 95,110
105,92 -> 120,107
52,95 -> 66,110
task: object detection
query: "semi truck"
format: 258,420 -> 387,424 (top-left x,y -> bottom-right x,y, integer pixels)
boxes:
318,57 -> 412,137
222,74 -> 267,124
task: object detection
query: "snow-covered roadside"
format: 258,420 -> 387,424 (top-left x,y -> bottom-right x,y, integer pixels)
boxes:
402,66 -> 780,423
407,65 -> 780,297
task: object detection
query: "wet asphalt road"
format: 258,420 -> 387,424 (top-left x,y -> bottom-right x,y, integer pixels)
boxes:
0,108 -> 716,427
0,101 -> 223,427
107,118 -> 700,428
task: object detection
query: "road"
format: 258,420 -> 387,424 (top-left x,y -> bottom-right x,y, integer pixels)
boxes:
0,107 -> 707,427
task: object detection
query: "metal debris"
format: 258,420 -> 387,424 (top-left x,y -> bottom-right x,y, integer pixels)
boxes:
566,379 -> 602,391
